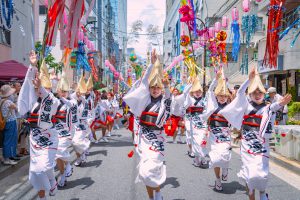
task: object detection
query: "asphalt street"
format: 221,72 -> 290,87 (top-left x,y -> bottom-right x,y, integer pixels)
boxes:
1,127 -> 300,200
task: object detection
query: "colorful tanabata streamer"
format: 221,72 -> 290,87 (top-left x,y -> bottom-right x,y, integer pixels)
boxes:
1,0 -> 14,29
263,0 -> 286,68
242,15 -> 258,48
231,21 -> 240,62
46,0 -> 66,46
87,51 -> 99,81
75,41 -> 91,73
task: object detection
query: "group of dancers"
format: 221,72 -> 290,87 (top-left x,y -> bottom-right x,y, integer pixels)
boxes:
17,51 -> 120,200
123,49 -> 292,200
17,49 -> 292,200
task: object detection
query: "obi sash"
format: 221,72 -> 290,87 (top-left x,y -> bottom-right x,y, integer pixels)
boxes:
186,106 -> 204,114
242,114 -> 262,131
140,111 -> 163,130
209,114 -> 229,128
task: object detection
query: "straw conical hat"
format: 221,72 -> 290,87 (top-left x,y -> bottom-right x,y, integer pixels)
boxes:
248,69 -> 266,94
39,59 -> 52,89
76,74 -> 87,94
148,59 -> 164,88
86,74 -> 94,90
190,77 -> 203,93
57,70 -> 70,92
214,75 -> 230,96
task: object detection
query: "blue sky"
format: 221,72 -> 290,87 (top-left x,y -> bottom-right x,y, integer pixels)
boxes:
127,0 -> 166,57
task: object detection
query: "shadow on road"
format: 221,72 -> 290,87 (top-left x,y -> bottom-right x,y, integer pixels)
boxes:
213,181 -> 246,194
88,150 -> 108,156
96,139 -> 133,148
161,177 -> 180,189
60,177 -> 95,190
81,159 -> 103,168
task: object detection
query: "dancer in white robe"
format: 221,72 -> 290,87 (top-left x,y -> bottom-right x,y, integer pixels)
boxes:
123,49 -> 171,200
200,70 -> 232,191
72,75 -> 91,166
184,77 -> 208,166
219,68 -> 292,200
18,52 -> 59,200
55,72 -> 77,187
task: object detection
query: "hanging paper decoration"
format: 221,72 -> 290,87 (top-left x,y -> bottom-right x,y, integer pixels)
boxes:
240,51 -> 249,74
129,52 -> 137,62
230,8 -> 240,61
222,16 -> 228,29
65,0 -> 85,49
87,51 -> 98,81
164,55 -> 184,73
215,22 -> 221,33
180,35 -> 190,47
242,0 -> 250,13
179,3 -> 194,31
70,52 -> 77,69
242,15 -> 258,48
1,0 -> 14,29
208,27 -> 215,38
217,31 -> 227,41
45,0 -> 66,46
279,6 -> 300,47
75,41 -> 91,73
263,0 -> 286,68
182,48 -> 192,57
184,57 -> 204,77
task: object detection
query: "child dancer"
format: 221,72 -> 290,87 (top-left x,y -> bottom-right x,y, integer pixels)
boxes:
201,70 -> 231,191
184,77 -> 208,166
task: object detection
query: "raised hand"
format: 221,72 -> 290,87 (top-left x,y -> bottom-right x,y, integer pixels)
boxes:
162,77 -> 169,86
32,72 -> 41,88
151,49 -> 158,64
216,70 -> 222,79
29,50 -> 38,66
279,94 -> 292,106
249,67 -> 256,80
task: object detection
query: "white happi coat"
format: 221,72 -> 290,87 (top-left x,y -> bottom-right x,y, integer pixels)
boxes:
170,84 -> 192,117
72,96 -> 91,154
55,98 -> 77,161
219,79 -> 282,194
184,94 -> 208,159
28,89 -> 60,191
123,64 -> 171,188
200,79 -> 232,168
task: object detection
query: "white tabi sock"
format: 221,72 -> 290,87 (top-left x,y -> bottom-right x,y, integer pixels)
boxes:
155,191 -> 162,200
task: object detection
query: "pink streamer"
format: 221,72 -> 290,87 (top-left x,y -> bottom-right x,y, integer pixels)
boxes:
163,55 -> 184,73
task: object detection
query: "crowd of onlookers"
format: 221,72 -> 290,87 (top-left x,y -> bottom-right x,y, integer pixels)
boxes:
0,81 -> 28,165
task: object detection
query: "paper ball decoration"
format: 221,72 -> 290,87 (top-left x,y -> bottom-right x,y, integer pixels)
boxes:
180,35 -> 190,47
217,31 -> 227,41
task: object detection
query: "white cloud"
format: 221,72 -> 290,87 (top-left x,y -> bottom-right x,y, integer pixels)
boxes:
127,0 -> 166,58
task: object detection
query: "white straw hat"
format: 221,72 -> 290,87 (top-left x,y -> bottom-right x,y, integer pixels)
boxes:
0,85 -> 16,98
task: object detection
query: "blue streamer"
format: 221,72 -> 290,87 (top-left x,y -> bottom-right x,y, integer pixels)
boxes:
291,30 -> 300,47
190,0 -> 197,37
76,41 -> 91,74
1,0 -> 14,29
242,15 -> 258,48
231,20 -> 240,61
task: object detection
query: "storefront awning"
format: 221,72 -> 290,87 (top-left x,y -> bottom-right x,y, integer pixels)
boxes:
0,60 -> 28,81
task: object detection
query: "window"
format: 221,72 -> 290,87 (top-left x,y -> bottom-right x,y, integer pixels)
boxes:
226,52 -> 238,63
39,5 -> 48,15
168,40 -> 171,44
0,27 -> 11,46
253,51 -> 258,61
256,17 -> 264,32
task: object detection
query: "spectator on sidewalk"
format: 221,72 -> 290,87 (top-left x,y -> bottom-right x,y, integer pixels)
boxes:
12,82 -> 29,156
267,87 -> 288,125
0,85 -> 19,165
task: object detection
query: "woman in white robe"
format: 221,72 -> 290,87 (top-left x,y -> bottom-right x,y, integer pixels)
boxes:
184,77 -> 209,167
72,76 -> 91,166
19,52 -> 60,199
219,68 -> 292,200
200,70 -> 232,191
123,50 -> 171,200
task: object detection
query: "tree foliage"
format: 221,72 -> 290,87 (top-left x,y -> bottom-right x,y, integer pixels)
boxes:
128,20 -> 143,44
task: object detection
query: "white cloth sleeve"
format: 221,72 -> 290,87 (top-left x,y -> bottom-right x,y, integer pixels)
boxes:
17,65 -> 38,115
200,78 -> 218,121
219,79 -> 250,129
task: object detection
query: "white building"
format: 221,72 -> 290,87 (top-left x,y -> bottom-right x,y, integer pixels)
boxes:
0,1 -> 34,65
